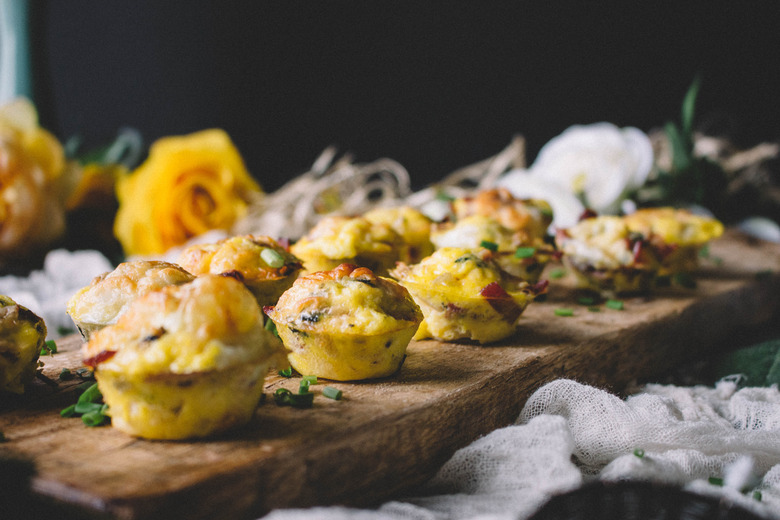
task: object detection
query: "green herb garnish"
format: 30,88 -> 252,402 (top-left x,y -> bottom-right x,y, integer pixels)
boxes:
61,382 -> 109,427
322,386 -> 343,400
273,388 -> 314,409
480,240 -> 498,252
260,248 -> 285,268
554,308 -> 574,317
41,339 -> 57,356
548,268 -> 567,279
59,368 -> 75,381
633,448 -> 645,458
514,247 -> 536,259
577,296 -> 596,306
708,477 -> 724,486
278,366 -> 293,378
605,299 -> 624,311
753,491 -> 762,501
301,375 -> 318,385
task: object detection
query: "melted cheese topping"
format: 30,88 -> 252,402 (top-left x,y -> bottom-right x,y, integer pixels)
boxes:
178,234 -> 302,282
363,206 -> 434,262
557,216 -> 636,270
268,264 -> 422,336
623,208 -> 724,246
451,188 -> 553,241
66,261 -> 195,327
291,216 -> 404,260
431,215 -> 519,250
85,275 -> 281,378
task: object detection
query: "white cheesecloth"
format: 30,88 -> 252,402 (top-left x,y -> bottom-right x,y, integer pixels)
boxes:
261,378 -> 780,520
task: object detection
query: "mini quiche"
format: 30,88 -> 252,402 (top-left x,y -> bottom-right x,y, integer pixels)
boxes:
265,263 -> 423,381
363,206 -> 434,264
0,296 -> 47,394
555,215 -> 663,295
82,274 -> 284,440
290,215 -> 407,276
430,214 -> 553,283
178,234 -> 303,308
451,188 -> 554,244
390,247 -> 547,344
66,260 -> 195,341
622,207 -> 724,276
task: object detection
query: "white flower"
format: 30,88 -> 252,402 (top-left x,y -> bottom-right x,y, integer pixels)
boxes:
527,122 -> 653,215
496,170 -> 584,232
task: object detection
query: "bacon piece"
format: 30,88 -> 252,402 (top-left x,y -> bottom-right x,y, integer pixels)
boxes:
480,282 -> 523,323
83,350 -> 117,368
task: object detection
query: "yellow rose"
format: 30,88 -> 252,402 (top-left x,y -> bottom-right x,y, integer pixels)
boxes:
113,129 -> 263,256
0,98 -> 68,261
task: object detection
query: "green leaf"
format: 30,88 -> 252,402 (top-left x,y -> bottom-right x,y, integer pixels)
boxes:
681,76 -> 702,138
664,122 -> 691,172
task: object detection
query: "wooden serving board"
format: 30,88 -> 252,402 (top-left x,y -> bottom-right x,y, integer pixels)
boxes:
2,230 -> 780,520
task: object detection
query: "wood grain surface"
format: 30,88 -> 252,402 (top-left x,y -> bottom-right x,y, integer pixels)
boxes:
1,230 -> 779,520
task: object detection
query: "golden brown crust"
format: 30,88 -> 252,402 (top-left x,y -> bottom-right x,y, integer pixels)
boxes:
451,188 -> 553,243
66,260 -> 195,335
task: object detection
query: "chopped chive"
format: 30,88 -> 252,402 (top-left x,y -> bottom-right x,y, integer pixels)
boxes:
698,244 -> 710,258
74,402 -> 104,415
514,247 -> 536,259
298,380 -> 310,394
633,448 -> 645,458
278,366 -> 293,378
753,491 -> 762,501
548,268 -> 567,279
288,392 -> 314,409
60,404 -> 77,417
554,308 -> 574,317
708,477 -> 724,486
260,248 -> 285,268
577,296 -> 595,306
605,299 -> 624,310
302,375 -> 318,385
41,339 -> 57,356
264,318 -> 279,337
480,240 -> 499,252
77,383 -> 102,404
322,386 -> 343,400
58,368 -> 75,381
273,387 -> 314,408
81,410 -> 108,427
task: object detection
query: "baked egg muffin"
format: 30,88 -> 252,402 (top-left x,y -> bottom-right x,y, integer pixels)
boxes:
66,260 -> 195,341
290,215 -> 407,276
178,234 -> 303,307
0,295 -> 47,394
265,263 -> 423,381
556,215 -> 662,295
451,188 -> 554,244
82,274 -> 284,440
622,207 -> 724,276
363,206 -> 434,263
390,247 -> 546,344
430,214 -> 553,283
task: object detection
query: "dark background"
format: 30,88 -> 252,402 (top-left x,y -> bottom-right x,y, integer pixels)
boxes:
28,1 -> 780,192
